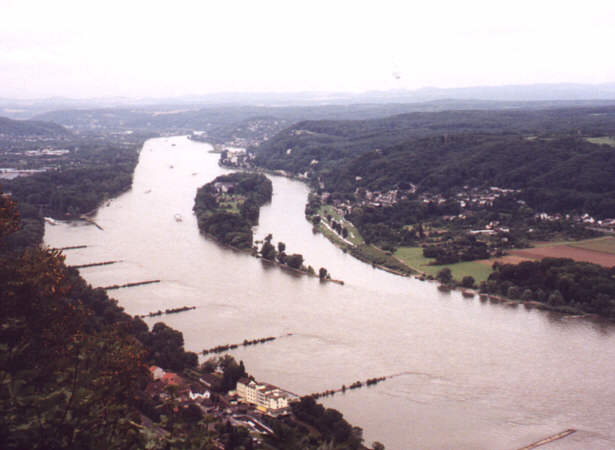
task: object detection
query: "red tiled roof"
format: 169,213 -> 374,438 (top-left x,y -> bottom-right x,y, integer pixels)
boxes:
161,373 -> 183,386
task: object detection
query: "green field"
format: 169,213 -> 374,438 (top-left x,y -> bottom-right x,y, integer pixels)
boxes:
569,236 -> 615,255
586,136 -> 615,147
531,236 -> 615,255
394,247 -> 493,283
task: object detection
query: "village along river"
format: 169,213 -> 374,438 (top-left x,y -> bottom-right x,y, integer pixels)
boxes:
45,136 -> 615,449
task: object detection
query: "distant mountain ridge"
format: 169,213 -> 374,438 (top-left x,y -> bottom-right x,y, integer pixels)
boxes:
2,82 -> 615,119
0,116 -> 69,137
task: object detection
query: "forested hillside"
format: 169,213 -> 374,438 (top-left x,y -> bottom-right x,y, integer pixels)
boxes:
324,134 -> 615,217
0,116 -> 69,138
253,106 -> 615,175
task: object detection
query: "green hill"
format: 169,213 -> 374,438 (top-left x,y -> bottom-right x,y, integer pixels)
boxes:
253,106 -> 615,176
324,133 -> 615,217
0,116 -> 69,138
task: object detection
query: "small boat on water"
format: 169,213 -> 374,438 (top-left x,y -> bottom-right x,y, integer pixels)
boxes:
44,217 -> 57,225
174,213 -> 183,222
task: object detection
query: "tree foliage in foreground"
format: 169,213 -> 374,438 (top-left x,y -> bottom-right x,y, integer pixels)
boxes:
0,191 -> 205,449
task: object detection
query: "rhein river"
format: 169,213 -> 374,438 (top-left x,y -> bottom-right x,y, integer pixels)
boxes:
45,136 -> 615,449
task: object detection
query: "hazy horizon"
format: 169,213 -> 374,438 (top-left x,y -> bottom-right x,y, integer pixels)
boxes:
2,0 -> 615,99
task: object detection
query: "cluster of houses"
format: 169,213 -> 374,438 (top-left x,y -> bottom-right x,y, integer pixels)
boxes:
317,185 -> 520,217
319,187 -> 416,215
199,118 -> 286,151
360,187 -> 413,207
145,366 -> 295,441
451,186 -> 521,208
536,212 -> 615,231
23,148 -> 70,157
219,148 -> 256,169
146,366 -> 214,407
468,220 -> 511,235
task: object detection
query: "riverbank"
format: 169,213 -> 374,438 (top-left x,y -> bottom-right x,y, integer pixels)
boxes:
217,160 -> 615,322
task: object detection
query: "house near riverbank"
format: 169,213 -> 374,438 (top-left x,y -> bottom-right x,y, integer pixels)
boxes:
236,378 -> 294,415
213,181 -> 236,193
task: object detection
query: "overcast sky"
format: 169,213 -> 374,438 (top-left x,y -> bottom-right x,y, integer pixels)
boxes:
2,0 -> 615,99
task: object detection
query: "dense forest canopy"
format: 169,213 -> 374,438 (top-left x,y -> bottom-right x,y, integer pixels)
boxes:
484,258 -> 615,318
253,106 -> 615,175
323,134 -> 615,217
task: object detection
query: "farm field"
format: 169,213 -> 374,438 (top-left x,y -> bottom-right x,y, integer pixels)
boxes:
569,236 -> 615,255
394,247 -> 493,283
476,255 -> 533,266
396,237 -> 615,283
510,241 -> 615,268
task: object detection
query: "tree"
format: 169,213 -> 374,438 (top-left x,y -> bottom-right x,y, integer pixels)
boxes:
436,267 -> 452,285
260,239 -> 276,261
372,442 -> 386,450
319,267 -> 329,280
461,276 -> 475,288
507,285 -> 521,299
0,243 -> 150,449
218,356 -> 247,392
0,190 -> 20,243
277,242 -> 287,263
548,289 -> 565,306
286,253 -> 304,270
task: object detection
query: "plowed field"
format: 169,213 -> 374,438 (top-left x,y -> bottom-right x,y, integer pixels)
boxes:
510,245 -> 615,267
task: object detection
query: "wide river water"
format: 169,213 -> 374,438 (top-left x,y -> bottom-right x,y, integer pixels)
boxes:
45,136 -> 615,449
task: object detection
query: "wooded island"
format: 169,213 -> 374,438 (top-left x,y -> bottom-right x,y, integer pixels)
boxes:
193,173 -> 272,249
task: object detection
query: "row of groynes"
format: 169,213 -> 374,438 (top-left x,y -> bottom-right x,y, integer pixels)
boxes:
102,279 -> 161,290
70,260 -> 122,269
137,306 -> 197,319
202,334 -> 292,355
307,376 -> 388,399
57,245 -> 88,250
